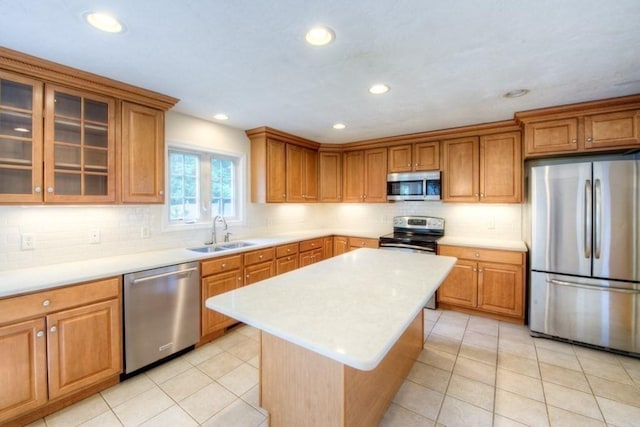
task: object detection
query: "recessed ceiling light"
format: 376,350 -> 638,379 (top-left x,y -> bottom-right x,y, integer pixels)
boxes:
85,12 -> 124,33
504,89 -> 529,98
333,123 -> 346,130
369,84 -> 390,95
213,113 -> 229,121
305,26 -> 335,46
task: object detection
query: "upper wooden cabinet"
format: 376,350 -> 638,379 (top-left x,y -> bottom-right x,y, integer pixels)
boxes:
343,148 -> 387,202
319,151 -> 342,202
247,127 -> 320,203
442,130 -> 521,203
120,102 -> 165,203
388,141 -> 439,173
516,94 -> 640,157
0,47 -> 178,205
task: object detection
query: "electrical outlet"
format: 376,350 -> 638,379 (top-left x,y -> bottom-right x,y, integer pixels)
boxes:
141,225 -> 150,239
21,233 -> 35,250
488,216 -> 496,230
89,229 -> 101,244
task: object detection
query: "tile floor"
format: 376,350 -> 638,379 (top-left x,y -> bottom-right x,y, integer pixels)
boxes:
26,309 -> 640,427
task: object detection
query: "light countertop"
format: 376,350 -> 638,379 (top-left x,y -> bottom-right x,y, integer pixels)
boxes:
206,248 -> 457,371
438,236 -> 527,252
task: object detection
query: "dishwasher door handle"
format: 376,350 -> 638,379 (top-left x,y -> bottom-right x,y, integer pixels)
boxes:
131,267 -> 198,284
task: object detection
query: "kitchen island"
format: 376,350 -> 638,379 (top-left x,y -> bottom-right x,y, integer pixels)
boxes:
206,248 -> 456,426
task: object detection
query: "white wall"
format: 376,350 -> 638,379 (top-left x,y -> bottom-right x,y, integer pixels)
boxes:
0,113 -> 522,271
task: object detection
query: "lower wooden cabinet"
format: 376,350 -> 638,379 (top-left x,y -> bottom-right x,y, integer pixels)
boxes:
276,243 -> 299,275
201,255 -> 243,339
348,236 -> 379,250
334,236 -> 349,256
0,277 -> 121,425
244,248 -> 275,285
298,238 -> 324,267
437,245 -> 525,323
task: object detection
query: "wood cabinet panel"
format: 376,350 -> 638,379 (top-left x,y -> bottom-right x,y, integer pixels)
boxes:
364,148 -> 387,202
276,243 -> 298,258
323,236 -> 333,259
245,260 -> 275,285
388,145 -> 412,173
584,110 -> 640,149
479,132 -> 521,203
478,262 -> 523,317
348,237 -> 379,250
525,118 -> 579,155
202,270 -> 242,335
299,248 -> 323,268
276,255 -> 298,275
266,139 -> 287,202
438,245 -> 524,265
286,145 -> 317,202
333,236 -> 349,256
342,151 -> 364,202
437,260 -> 477,308
299,238 -> 323,252
120,102 -> 164,203
442,137 -> 479,202
201,254 -> 242,277
414,141 -> 440,171
319,151 -> 342,202
244,247 -> 275,266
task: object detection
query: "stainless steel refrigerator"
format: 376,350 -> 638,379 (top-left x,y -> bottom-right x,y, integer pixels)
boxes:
529,157 -> 640,355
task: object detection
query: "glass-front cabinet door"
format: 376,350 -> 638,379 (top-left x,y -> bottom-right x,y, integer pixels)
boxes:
44,86 -> 115,203
0,71 -> 43,202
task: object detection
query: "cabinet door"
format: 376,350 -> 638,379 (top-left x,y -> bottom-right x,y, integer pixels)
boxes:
333,236 -> 349,256
245,260 -> 275,285
304,148 -> 318,202
47,299 -> 121,400
343,150 -> 364,202
348,237 -> 379,250
319,151 -> 342,202
267,139 -> 286,202
286,144 -> 305,202
477,262 -> 523,317
44,86 -> 116,203
584,110 -> 640,149
299,248 -> 323,267
363,148 -> 387,202
276,255 -> 298,275
525,118 -> 579,155
442,137 -> 479,202
0,71 -> 44,203
0,318 -> 47,424
323,236 -> 333,259
120,102 -> 164,203
479,132 -> 522,203
437,260 -> 477,308
388,145 -> 412,173
414,141 -> 440,171
202,270 -> 242,335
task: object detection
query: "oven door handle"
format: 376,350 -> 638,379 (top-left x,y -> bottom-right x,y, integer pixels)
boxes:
379,243 -> 435,253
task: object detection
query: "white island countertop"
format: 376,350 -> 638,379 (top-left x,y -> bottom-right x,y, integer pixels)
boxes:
206,248 -> 456,371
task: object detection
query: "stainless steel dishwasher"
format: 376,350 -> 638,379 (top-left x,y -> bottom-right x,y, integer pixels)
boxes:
123,262 -> 200,375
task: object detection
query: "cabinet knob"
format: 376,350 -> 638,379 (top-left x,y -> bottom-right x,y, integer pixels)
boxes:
159,190 -> 164,195
221,263 -> 226,268
37,331 -> 45,338
246,274 -> 250,278
571,139 -> 577,144
480,193 -> 485,198
478,269 -> 483,273
259,255 -> 263,259
473,268 -> 477,272
47,187 -> 54,193
474,253 -> 480,257
42,300 -> 50,307
586,137 -> 593,142
238,277 -> 242,281
50,326 -> 57,333
34,186 -> 42,193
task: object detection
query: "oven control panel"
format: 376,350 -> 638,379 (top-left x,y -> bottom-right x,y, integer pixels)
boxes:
393,216 -> 444,231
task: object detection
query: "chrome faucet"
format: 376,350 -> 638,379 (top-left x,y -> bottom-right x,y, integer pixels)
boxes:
207,215 -> 228,245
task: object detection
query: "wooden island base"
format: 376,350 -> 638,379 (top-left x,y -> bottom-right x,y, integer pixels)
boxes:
260,311 -> 424,427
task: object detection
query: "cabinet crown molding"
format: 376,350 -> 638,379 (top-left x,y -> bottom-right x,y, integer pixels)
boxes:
515,93 -> 640,123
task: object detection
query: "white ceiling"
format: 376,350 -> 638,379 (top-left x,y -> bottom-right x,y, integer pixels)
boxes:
1,0 -> 639,143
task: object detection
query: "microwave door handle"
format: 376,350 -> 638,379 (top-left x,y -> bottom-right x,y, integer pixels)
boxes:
584,179 -> 592,259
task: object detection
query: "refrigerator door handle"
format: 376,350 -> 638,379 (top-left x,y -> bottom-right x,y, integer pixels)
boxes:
548,279 -> 640,294
594,178 -> 602,259
584,179 -> 592,259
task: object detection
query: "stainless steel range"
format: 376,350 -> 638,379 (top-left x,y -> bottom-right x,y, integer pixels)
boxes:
379,215 -> 445,308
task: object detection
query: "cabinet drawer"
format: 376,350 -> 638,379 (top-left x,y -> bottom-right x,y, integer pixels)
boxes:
348,237 -> 379,249
244,247 -> 275,266
201,255 -> 242,277
0,277 -> 120,326
438,245 -> 524,265
276,243 -> 299,258
299,238 -> 323,252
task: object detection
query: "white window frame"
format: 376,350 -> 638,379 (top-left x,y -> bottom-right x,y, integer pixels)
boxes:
163,142 -> 245,231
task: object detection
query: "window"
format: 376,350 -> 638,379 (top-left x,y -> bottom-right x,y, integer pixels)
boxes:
168,147 -> 243,225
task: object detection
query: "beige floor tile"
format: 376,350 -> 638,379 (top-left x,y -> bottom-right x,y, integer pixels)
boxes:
44,394 -> 111,427
78,410 -> 123,427
536,347 -> 582,371
497,368 -> 545,402
547,405 -> 606,427
217,363 -> 259,396
542,381 -> 603,421
112,387 -> 174,427
495,389 -> 549,427
459,342 -> 498,366
182,342 -> 225,365
417,347 -> 457,372
247,354 -> 260,368
579,356 -> 634,385
159,366 -> 214,401
197,351 -> 245,379
596,396 -> 640,427
466,317 -> 499,337
446,374 -> 494,411
533,337 -> 575,355
438,310 -> 470,325
145,357 -> 193,384
498,339 -> 537,360
619,355 -> 640,385
240,385 -> 268,415
139,404 -> 198,427
201,399 -> 267,427
587,374 -> 640,408
392,379 -> 444,420
462,330 -> 498,350
431,321 -> 466,341
226,338 -> 260,362
424,309 -> 443,323
213,331 -> 251,350
497,352 -> 541,378
453,356 -> 496,386
424,319 -> 436,336
437,395 -> 493,427
499,324 -> 534,345
425,332 -> 461,355
573,344 -> 622,365
493,414 -> 528,426
379,402 -> 436,427
101,374 -> 156,408
407,360 -> 452,393
178,382 -> 237,424
539,362 -> 590,393
234,325 -> 260,341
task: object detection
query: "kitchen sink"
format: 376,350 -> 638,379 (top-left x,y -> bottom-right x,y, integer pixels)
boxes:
220,241 -> 255,249
188,241 -> 255,253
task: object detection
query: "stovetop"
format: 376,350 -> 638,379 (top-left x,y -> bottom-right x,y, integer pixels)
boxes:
379,216 -> 445,249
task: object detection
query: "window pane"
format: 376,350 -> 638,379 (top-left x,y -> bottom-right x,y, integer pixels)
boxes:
169,150 -> 200,222
212,157 -> 235,217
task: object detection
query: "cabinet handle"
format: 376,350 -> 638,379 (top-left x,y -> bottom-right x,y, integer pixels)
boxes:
42,300 -> 50,307
47,187 -> 54,193
50,326 -> 57,333
34,186 -> 42,193
37,331 -> 45,338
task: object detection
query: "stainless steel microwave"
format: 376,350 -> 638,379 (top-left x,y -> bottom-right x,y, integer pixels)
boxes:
387,171 -> 441,201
